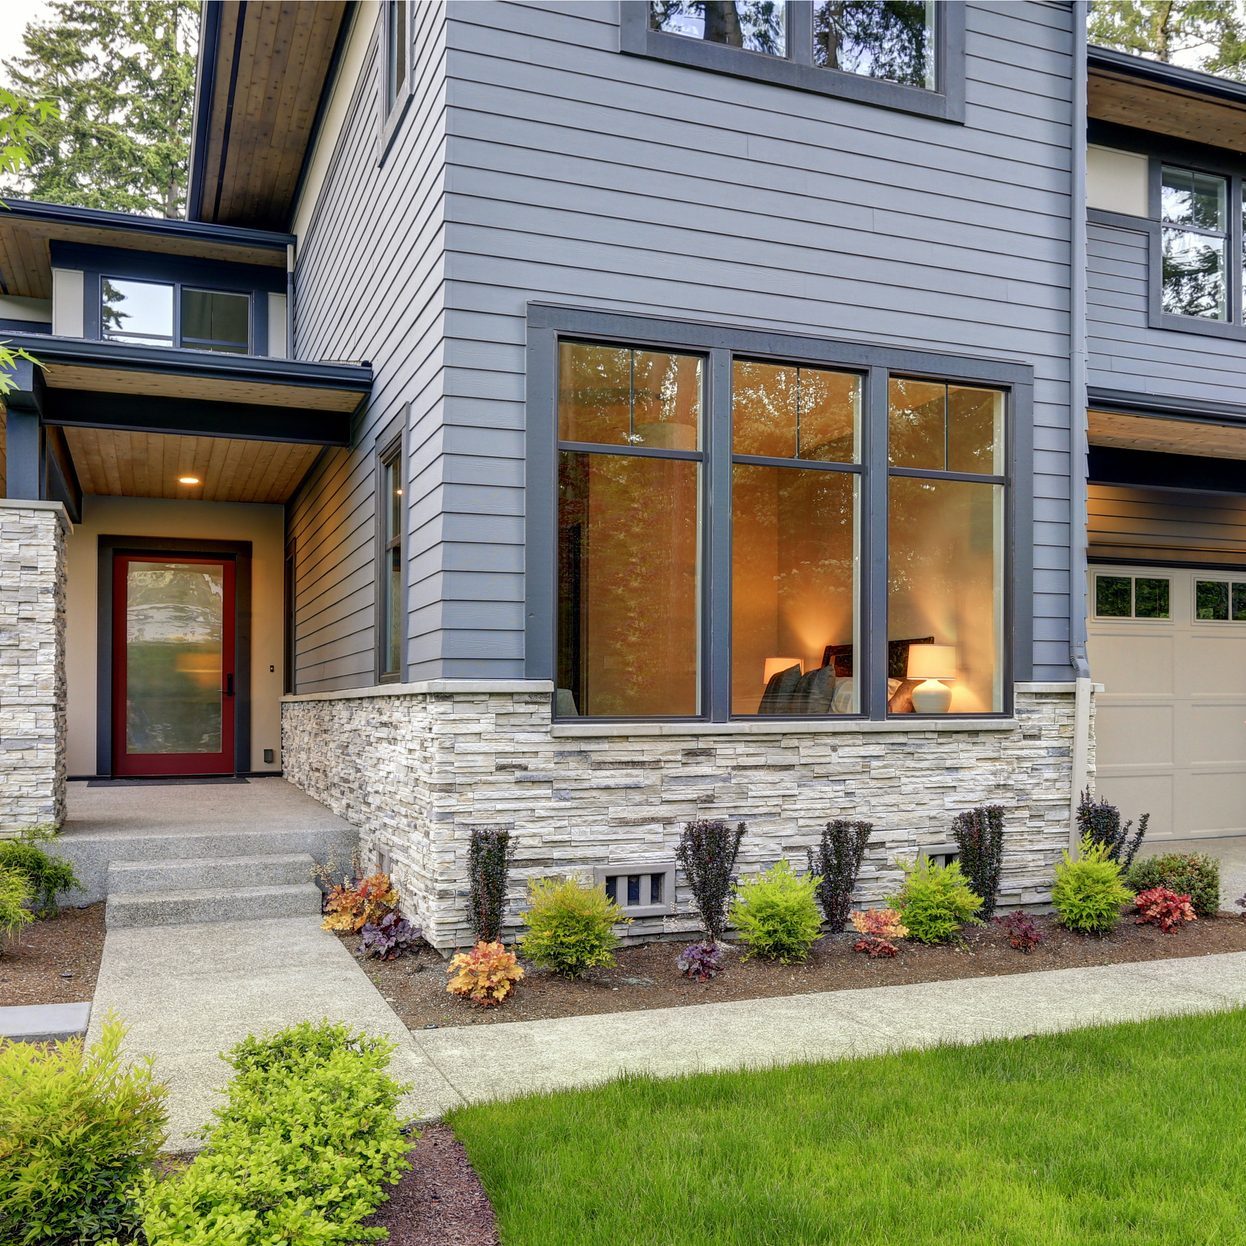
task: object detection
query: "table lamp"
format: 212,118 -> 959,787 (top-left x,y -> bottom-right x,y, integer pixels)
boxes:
906,644 -> 956,713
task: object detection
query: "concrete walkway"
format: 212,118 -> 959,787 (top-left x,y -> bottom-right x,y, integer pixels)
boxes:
87,917 -> 461,1150
93,930 -> 1246,1147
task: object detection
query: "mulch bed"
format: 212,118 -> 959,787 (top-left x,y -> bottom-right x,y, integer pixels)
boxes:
347,911 -> 1246,1032
365,1124 -> 499,1246
0,903 -> 106,1007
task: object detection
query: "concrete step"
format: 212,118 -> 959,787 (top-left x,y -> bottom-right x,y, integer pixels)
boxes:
108,852 -> 316,894
106,882 -> 323,928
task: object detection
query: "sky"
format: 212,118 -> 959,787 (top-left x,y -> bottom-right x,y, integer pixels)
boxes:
0,0 -> 54,76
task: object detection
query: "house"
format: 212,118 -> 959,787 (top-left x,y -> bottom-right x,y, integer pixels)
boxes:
0,1 -> 1236,949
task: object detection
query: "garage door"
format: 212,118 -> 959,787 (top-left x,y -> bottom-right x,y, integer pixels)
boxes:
1088,565 -> 1246,841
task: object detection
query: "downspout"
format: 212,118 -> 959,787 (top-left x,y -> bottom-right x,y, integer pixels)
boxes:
1068,2 -> 1093,851
286,242 -> 296,360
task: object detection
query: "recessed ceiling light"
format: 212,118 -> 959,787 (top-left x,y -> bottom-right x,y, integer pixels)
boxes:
177,475 -> 201,486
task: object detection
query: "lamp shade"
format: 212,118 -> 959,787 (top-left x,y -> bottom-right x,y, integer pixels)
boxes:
763,657 -> 802,684
906,643 -> 956,681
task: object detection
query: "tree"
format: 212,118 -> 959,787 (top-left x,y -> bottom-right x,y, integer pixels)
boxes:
1,1 -> 197,218
1089,1 -> 1246,81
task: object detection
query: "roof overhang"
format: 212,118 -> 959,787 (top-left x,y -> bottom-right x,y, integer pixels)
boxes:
3,333 -> 370,446
188,1 -> 354,228
1089,44 -> 1246,155
0,198 -> 291,301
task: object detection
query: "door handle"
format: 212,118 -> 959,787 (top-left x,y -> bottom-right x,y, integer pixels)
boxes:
224,674 -> 235,697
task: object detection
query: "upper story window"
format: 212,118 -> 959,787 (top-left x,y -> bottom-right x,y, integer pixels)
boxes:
535,311 -> 1023,723
1160,165 -> 1229,321
624,1 -> 963,122
100,277 -> 251,354
380,1 -> 415,159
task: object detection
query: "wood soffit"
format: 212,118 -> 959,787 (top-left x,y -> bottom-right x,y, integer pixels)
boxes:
1089,408 -> 1246,461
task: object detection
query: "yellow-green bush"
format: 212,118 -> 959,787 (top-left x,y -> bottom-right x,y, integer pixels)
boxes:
730,860 -> 823,963
519,877 -> 628,976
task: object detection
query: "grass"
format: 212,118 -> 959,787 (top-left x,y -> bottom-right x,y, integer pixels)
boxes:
450,1008 -> 1246,1245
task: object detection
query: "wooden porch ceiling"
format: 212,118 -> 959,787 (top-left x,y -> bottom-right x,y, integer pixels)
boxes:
1089,409 -> 1246,461
63,427 -> 321,503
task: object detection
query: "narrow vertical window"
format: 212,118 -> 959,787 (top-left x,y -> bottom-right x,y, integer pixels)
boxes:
378,442 -> 404,680
1160,165 -> 1228,321
384,0 -> 410,112
556,341 -> 704,718
887,379 -> 1006,715
731,360 -> 861,716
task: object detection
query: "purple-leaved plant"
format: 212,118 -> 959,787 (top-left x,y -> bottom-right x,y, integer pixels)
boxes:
676,941 -> 723,982
359,910 -> 422,961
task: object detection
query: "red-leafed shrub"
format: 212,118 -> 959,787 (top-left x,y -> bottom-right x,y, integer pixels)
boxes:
992,910 -> 1044,953
852,937 -> 898,958
1134,886 -> 1196,933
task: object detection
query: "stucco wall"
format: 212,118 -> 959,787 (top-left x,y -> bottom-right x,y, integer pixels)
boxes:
283,683 -> 1091,949
65,495 -> 285,777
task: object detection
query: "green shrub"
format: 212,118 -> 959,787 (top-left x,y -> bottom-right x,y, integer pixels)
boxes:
729,859 -> 823,963
0,1018 -> 167,1246
888,857 -> 984,944
0,864 -> 35,947
1127,852 -> 1221,918
136,1020 -> 410,1246
0,838 -> 82,916
1052,839 -> 1133,934
519,877 -> 628,976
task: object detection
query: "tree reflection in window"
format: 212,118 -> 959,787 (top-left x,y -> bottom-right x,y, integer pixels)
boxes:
814,0 -> 935,89
1160,166 -> 1228,321
649,1 -> 786,55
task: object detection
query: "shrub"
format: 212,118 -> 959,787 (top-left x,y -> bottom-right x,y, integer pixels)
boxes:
1052,839 -> 1133,934
853,937 -> 898,958
675,941 -> 723,981
447,940 -> 525,1006
0,865 -> 34,948
0,1018 -> 167,1246
358,909 -> 421,960
468,828 -> 513,943
1135,886 -> 1197,933
322,872 -> 398,933
850,908 -> 908,939
993,909 -> 1043,953
136,1020 -> 409,1246
675,819 -> 746,943
1127,852 -> 1220,918
519,877 -> 628,976
806,819 -> 872,933
1077,788 -> 1149,869
888,858 -> 983,945
729,860 -> 823,964
0,838 -> 81,916
951,805 -> 1005,919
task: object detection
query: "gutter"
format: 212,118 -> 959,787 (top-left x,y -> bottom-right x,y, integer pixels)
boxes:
1070,6 -> 1094,846
186,0 -> 223,223
1088,42 -> 1246,106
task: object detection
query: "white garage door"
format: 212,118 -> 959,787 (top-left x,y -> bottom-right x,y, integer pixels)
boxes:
1088,565 -> 1246,841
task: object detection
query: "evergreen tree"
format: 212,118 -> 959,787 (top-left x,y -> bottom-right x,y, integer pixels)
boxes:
2,1 -> 197,217
1089,0 -> 1246,81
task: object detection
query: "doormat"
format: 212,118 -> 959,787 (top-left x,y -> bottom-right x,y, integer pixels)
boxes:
86,777 -> 250,787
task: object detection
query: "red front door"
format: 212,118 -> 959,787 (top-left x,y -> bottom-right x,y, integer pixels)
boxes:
112,554 -> 236,777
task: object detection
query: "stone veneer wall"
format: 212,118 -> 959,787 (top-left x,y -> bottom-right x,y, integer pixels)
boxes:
0,501 -> 68,832
283,685 -> 1092,950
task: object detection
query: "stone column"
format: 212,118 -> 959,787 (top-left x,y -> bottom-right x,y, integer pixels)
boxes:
0,500 -> 69,832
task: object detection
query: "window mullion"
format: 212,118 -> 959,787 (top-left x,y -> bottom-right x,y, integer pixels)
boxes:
707,346 -> 733,723
788,0 -> 813,66
864,365 -> 890,721
1232,176 -> 1243,324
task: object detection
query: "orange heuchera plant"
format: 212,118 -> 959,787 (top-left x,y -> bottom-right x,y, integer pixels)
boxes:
446,940 -> 525,1007
850,908 -> 909,939
322,873 -> 400,933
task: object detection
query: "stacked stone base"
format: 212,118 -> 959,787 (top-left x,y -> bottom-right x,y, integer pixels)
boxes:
282,685 -> 1092,950
0,502 -> 68,833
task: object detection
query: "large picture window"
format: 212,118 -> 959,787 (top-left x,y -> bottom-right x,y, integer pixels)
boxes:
622,1 -> 963,122
536,312 -> 1025,723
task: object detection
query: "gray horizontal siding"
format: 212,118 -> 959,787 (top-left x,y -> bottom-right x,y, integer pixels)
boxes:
1089,483 -> 1246,568
1088,220 -> 1246,407
288,2 -> 450,691
437,0 -> 1076,680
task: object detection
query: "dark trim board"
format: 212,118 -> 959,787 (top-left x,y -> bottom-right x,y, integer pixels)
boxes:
1089,445 -> 1246,495
524,303 -> 1034,722
95,536 -> 253,778
1088,385 -> 1246,428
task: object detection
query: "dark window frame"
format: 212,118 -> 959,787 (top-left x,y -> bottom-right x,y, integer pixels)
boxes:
375,416 -> 408,684
378,0 -> 415,163
526,305 -> 1033,725
99,274 -> 255,355
619,1 -> 965,123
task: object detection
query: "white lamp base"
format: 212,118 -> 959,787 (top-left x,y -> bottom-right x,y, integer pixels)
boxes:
911,678 -> 952,714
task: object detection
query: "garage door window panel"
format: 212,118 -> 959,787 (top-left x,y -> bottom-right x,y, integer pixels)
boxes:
1195,578 -> 1246,622
1094,573 -> 1170,620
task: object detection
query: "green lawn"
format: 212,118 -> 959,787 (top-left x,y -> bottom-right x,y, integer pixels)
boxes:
450,1009 -> 1246,1246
